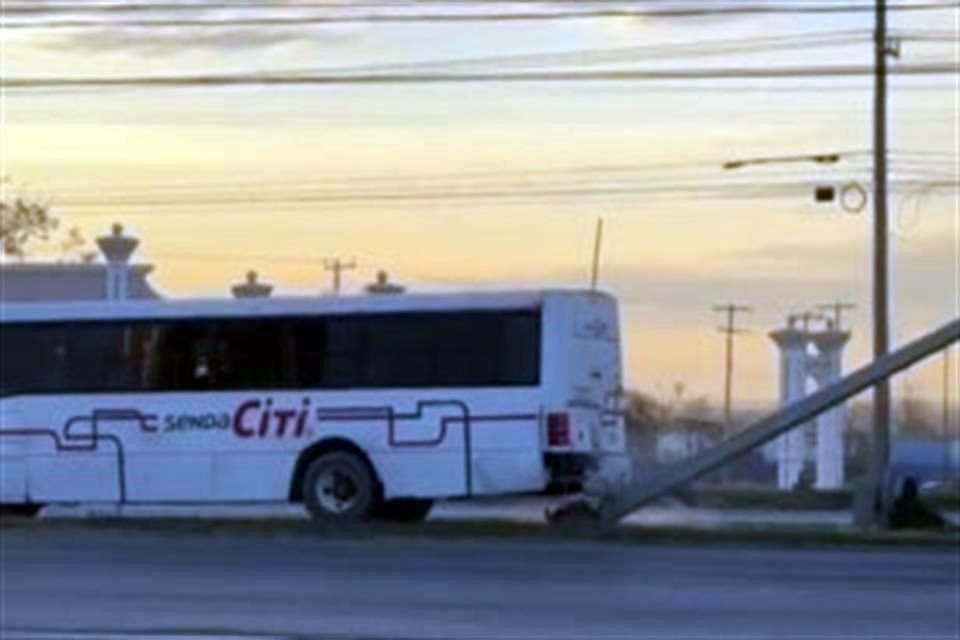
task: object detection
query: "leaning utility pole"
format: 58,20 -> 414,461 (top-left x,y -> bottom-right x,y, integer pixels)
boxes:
872,0 -> 893,520
943,348 -> 952,482
323,257 -> 356,295
713,304 -> 752,426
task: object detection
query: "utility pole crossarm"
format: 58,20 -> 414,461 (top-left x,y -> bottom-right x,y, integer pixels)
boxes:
712,304 -> 753,313
816,301 -> 858,330
323,257 -> 357,295
600,318 -> 960,523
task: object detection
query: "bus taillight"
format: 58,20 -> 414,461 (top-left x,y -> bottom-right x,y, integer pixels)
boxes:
547,412 -> 571,447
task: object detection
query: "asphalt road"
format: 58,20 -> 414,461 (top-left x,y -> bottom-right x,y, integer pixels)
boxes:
1,528 -> 958,639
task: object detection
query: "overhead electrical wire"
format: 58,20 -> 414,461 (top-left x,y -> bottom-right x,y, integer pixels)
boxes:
4,21 -> 951,94
5,0 -> 955,11
272,30 -> 875,76
4,2 -> 958,29
47,177 -> 958,214
39,151 -> 948,194
6,63 -> 958,90
44,150 -> 951,194
38,147 -> 954,215
6,2 -> 954,215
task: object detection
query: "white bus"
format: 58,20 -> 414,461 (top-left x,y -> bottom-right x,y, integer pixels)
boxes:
0,289 -> 626,522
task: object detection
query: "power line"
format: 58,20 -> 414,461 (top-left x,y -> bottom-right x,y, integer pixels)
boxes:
281,31 -> 875,76
5,64 -> 957,90
5,0 -> 954,11
43,154 -> 874,192
40,155 -> 947,196
48,180 -> 958,214
5,2 -> 957,28
15,81 -> 955,97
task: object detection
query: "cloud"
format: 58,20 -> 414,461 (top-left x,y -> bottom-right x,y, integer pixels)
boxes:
7,0 -> 832,56
32,26 -> 330,55
539,231 -> 957,327
723,232 -> 958,281
13,3 -> 367,56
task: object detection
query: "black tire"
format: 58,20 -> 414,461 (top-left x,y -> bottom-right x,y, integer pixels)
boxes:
378,498 -> 434,523
0,503 -> 44,518
302,451 -> 379,522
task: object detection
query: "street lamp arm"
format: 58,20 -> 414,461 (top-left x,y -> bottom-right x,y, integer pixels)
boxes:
723,151 -> 847,170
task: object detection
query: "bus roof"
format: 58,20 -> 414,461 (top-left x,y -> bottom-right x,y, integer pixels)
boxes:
0,289 -> 615,323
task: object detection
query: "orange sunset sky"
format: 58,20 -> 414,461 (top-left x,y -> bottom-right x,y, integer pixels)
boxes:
3,1 -> 958,409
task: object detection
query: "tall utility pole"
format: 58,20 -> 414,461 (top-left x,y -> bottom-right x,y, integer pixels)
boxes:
323,257 -> 356,295
713,304 -> 752,426
872,0 -> 893,518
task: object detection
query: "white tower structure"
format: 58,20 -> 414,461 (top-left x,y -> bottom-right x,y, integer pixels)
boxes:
770,316 -> 852,490
232,271 -> 273,298
95,223 -> 139,300
770,321 -> 809,490
809,325 -> 851,489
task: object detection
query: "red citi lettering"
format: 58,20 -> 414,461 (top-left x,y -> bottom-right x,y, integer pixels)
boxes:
273,410 -> 296,437
233,400 -> 261,438
233,398 -> 311,438
295,399 -> 310,437
258,399 -> 274,437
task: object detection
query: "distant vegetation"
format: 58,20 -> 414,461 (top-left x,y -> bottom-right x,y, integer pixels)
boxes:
0,181 -> 57,257
0,181 -> 93,261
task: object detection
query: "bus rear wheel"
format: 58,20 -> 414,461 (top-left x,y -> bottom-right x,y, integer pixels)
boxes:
0,503 -> 44,518
378,498 -> 434,523
302,451 -> 379,523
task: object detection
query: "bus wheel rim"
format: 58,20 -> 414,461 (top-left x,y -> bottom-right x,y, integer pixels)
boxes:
316,466 -> 359,513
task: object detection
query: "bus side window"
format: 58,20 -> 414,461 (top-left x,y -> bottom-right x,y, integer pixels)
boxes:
214,319 -> 295,390
434,313 -> 499,387
150,323 -> 215,391
500,311 -> 541,386
0,324 -> 67,395
65,324 -> 120,391
126,324 -> 159,390
322,316 -> 365,388
365,314 -> 434,388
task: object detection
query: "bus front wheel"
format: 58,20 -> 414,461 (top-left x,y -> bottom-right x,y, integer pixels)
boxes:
378,498 -> 434,523
302,451 -> 379,522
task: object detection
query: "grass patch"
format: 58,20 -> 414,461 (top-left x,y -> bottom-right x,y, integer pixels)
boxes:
684,487 -> 960,512
3,514 -> 957,550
